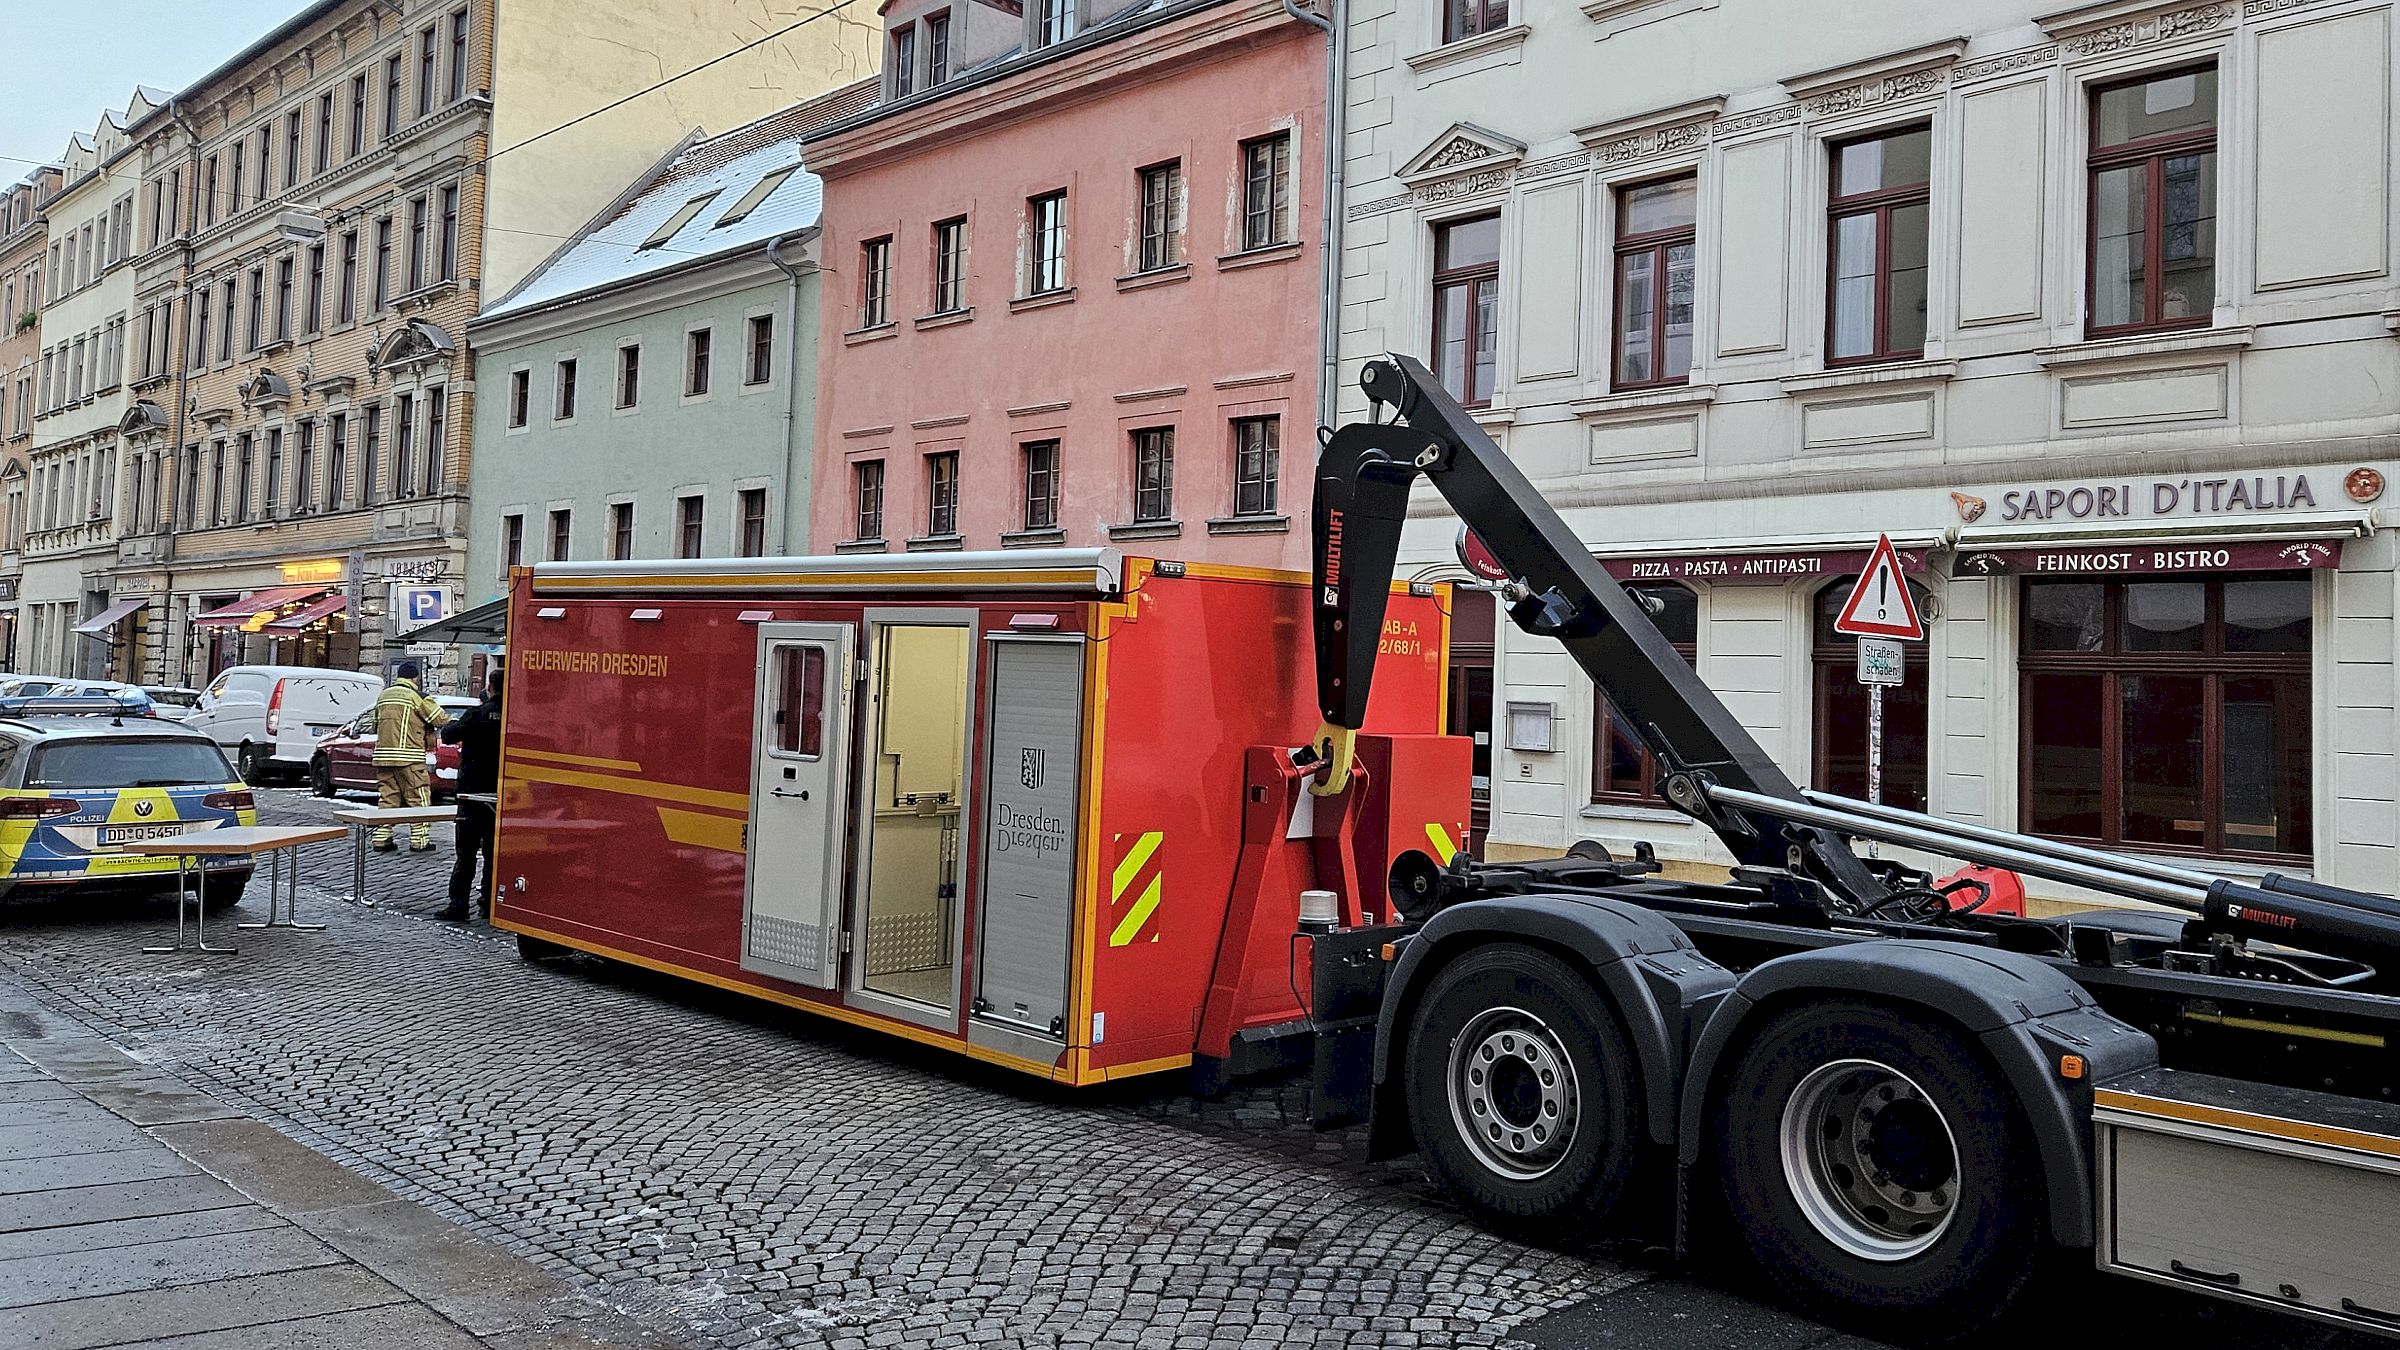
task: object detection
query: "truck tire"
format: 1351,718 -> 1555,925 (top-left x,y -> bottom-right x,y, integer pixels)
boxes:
1712,999 -> 2044,1343
239,741 -> 270,785
1403,943 -> 1641,1240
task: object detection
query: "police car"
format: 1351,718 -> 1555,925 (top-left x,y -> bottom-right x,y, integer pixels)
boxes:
0,701 -> 258,902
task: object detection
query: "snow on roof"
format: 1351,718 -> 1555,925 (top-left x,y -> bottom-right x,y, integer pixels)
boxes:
481,85 -> 874,321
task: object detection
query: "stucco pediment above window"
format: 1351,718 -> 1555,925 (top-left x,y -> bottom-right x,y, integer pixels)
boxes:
373,317 -> 458,374
117,400 -> 168,436
238,370 -> 290,411
1572,96 -> 1726,162
2035,0 -> 2232,45
1396,123 -> 1527,190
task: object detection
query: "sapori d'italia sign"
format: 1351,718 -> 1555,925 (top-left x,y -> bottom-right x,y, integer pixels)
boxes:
517,648 -> 671,677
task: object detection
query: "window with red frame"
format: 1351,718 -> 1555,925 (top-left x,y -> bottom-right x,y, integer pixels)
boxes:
1826,126 -> 1931,365
2088,65 -> 2217,336
1590,584 -> 1696,804
1613,176 -> 1695,389
1431,214 -> 1500,407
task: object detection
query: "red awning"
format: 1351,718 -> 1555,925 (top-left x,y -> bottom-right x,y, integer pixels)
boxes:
192,584 -> 330,629
261,593 -> 349,635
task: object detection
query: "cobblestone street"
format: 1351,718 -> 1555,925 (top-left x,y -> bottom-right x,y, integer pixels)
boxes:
0,786 -> 2374,1350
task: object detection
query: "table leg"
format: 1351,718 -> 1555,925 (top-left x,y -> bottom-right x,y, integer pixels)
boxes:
279,846 -> 323,932
143,854 -> 188,954
194,855 -> 237,955
352,826 -> 376,907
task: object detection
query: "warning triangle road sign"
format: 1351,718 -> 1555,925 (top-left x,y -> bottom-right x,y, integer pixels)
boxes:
1833,534 -> 1925,640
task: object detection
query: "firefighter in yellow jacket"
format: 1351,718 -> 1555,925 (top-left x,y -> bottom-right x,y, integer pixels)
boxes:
372,662 -> 452,852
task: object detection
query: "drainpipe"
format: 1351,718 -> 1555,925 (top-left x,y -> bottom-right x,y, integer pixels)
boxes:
162,100 -> 201,685
1281,0 -> 1342,431
765,232 -> 809,555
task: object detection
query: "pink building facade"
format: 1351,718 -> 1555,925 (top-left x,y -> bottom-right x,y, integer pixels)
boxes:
804,0 -> 1326,567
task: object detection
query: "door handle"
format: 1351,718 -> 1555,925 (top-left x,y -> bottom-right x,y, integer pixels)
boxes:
772,788 -> 810,801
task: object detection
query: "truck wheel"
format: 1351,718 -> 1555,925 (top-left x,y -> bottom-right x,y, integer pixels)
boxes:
239,741 -> 270,785
1713,1000 -> 2043,1343
1403,944 -> 1640,1240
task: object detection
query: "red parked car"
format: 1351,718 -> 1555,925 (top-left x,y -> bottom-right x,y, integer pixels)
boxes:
309,696 -> 477,799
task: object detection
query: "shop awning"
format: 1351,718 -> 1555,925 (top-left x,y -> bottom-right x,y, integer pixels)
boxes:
192,585 -> 330,630
261,593 -> 349,636
1952,511 -> 2375,577
72,597 -> 148,636
1594,532 -> 1944,586
396,595 -> 508,646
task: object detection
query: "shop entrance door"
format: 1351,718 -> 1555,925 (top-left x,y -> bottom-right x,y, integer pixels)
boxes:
740,622 -> 854,989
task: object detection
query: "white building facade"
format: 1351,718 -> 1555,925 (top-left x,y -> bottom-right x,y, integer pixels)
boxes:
25,92 -> 160,679
1337,0 -> 2400,895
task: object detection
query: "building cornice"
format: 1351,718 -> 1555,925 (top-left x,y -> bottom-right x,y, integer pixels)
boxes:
1778,37 -> 1968,100
806,0 -> 1309,177
467,245 -> 814,351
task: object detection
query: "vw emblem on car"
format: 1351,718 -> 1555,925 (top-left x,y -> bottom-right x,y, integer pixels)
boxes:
133,799 -> 154,817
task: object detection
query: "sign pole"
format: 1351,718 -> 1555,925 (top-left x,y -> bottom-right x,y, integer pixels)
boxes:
1868,681 -> 1884,807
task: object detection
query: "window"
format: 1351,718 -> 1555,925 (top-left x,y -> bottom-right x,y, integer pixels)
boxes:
676,495 -> 704,559
424,387 -> 445,494
384,54 -> 404,137
393,392 -> 415,500
219,278 -> 236,362
1433,213 -> 1502,405
1445,0 -> 1508,42
1138,162 -> 1181,272
407,194 -> 428,292
1132,427 -> 1173,522
417,27 -> 439,117
927,13 -> 950,84
926,451 -> 959,537
2021,575 -> 2308,859
739,488 -> 768,557
337,230 -> 358,325
190,285 -> 211,371
861,236 -> 892,326
891,25 -> 918,98
256,126 -> 272,198
609,501 -> 634,559
448,8 -> 469,102
745,315 -> 774,386
855,460 -> 885,541
1827,126 -> 1931,365
685,328 -> 712,396
349,74 -> 368,158
1613,177 -> 1695,390
1038,0 -> 1076,47
1811,579 -> 1931,812
204,156 -> 220,226
1028,191 -> 1068,295
361,405 -> 381,505
1232,416 -> 1279,517
771,646 -> 828,758
327,413 -> 347,510
316,92 -> 334,174
642,193 -> 717,250
246,267 -> 265,350
1021,440 -> 1060,530
372,218 -> 392,309
263,428 -> 283,517
438,185 -> 458,281
284,109 -> 302,188
229,142 -> 245,214
1241,134 -> 1292,251
234,434 -> 254,521
616,345 -> 640,409
548,508 -> 571,562
716,168 -> 794,227
502,511 -> 523,571
932,217 -> 967,313
1592,585 -> 1697,803
503,368 -> 530,429
273,256 -> 293,342
2088,65 -> 2217,336
555,358 -> 578,420
304,243 -> 324,332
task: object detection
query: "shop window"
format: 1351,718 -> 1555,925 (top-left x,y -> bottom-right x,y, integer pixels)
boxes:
1590,584 -> 1697,804
2087,65 -> 2217,336
2020,575 -> 2309,859
1811,577 -> 1932,812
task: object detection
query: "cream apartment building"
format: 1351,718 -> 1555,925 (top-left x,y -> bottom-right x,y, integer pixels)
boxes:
116,0 -> 875,687
25,91 -> 162,679
1338,0 -> 2400,895
0,165 -> 62,666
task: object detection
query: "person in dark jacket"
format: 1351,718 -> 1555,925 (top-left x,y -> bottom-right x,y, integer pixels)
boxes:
438,671 -> 503,922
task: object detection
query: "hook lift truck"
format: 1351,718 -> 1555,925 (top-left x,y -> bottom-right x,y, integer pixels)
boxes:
1295,354 -> 2400,1343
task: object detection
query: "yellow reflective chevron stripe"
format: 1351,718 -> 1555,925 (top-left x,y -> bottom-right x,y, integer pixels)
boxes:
1108,830 -> 1164,947
1426,822 -> 1459,864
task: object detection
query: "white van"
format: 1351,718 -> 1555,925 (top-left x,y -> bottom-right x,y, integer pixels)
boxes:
188,665 -> 383,781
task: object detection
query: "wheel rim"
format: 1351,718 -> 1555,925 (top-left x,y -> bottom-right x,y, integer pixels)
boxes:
1446,1005 -> 1580,1182
1779,1057 -> 1960,1261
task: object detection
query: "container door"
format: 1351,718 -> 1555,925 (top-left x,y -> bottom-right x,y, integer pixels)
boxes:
971,636 -> 1084,1037
741,622 -> 854,989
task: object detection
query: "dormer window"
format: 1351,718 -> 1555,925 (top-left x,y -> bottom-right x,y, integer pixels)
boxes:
641,192 -> 719,250
892,25 -> 918,98
1037,0 -> 1076,48
926,14 -> 950,85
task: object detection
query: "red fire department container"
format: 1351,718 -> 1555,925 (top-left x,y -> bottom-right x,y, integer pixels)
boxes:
491,549 -> 1467,1085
